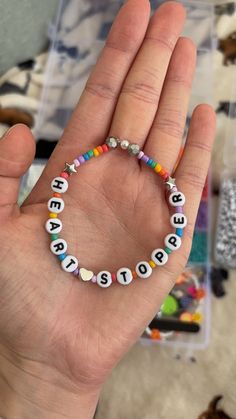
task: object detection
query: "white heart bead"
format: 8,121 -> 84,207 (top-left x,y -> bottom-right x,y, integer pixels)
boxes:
50,238 -> 68,255
45,218 -> 62,234
61,255 -> 78,272
51,177 -> 68,193
116,267 -> 133,285
48,197 -> 65,214
80,268 -> 94,282
164,234 -> 181,251
135,261 -> 152,279
151,248 -> 168,266
170,213 -> 187,228
169,191 -> 185,207
97,271 -> 112,288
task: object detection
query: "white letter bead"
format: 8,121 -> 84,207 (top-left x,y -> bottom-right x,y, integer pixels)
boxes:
116,268 -> 133,285
97,271 -> 112,288
170,213 -> 187,228
45,218 -> 62,234
51,177 -> 68,193
61,255 -> 78,272
151,249 -> 168,266
50,238 -> 68,255
164,234 -> 181,251
135,261 -> 152,279
169,191 -> 185,207
48,197 -> 65,214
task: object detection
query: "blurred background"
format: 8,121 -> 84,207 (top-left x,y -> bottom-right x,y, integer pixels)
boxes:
0,0 -> 236,418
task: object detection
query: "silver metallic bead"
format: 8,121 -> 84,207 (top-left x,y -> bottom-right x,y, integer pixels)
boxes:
106,136 -> 118,149
120,140 -> 130,150
128,143 -> 140,155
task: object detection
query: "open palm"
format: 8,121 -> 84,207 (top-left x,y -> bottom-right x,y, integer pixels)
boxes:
0,1 -> 215,417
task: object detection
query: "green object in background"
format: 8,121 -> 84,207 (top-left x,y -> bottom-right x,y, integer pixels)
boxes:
161,295 -> 179,316
189,231 -> 208,264
0,0 -> 59,75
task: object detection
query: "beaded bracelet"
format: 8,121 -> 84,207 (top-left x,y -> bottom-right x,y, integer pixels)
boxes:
45,137 -> 187,288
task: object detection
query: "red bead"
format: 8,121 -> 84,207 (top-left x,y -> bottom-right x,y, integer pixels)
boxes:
111,272 -> 117,282
60,172 -> 69,179
102,144 -> 109,152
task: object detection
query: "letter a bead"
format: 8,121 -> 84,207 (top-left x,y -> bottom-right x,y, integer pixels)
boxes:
48,197 -> 65,214
97,271 -> 112,288
51,177 -> 68,193
61,255 -> 79,272
45,218 -> 62,234
50,238 -> 68,255
135,261 -> 152,279
116,267 -> 133,285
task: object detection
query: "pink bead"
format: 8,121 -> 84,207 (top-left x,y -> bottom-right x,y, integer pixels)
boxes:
60,172 -> 69,179
74,159 -> 80,167
187,286 -> 197,298
73,268 -> 80,276
91,275 -> 97,283
138,151 -> 144,159
175,206 -> 183,213
171,186 -> 178,193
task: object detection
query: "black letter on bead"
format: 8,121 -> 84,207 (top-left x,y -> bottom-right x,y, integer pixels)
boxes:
66,259 -> 76,269
53,179 -> 64,190
173,216 -> 185,225
49,221 -> 60,232
138,264 -> 148,275
168,236 -> 177,247
120,271 -> 128,282
154,251 -> 164,263
50,200 -> 61,210
172,194 -> 183,204
53,242 -> 65,252
101,273 -> 108,284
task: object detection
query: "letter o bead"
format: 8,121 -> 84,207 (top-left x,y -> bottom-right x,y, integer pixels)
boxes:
48,197 -> 65,214
135,261 -> 152,279
51,177 -> 68,193
151,248 -> 168,266
164,234 -> 181,251
116,268 -> 133,285
45,218 -> 62,234
50,238 -> 68,255
97,271 -> 112,288
169,191 -> 185,207
61,255 -> 78,272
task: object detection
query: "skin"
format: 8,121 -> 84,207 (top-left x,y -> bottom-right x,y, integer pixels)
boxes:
0,1 -> 216,418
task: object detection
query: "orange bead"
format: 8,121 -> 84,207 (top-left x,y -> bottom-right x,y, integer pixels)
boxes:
96,146 -> 103,154
196,288 -> 206,300
159,168 -> 167,177
132,270 -> 138,279
53,192 -> 61,198
151,329 -> 161,340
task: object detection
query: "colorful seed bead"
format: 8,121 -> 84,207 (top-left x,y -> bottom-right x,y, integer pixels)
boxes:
74,159 -> 80,167
151,161 -> 156,169
132,270 -> 138,279
78,155 -> 85,164
83,153 -> 90,160
111,272 -> 117,282
49,213 -> 57,218
53,192 -> 61,198
102,144 -> 109,152
93,148 -> 99,157
97,146 -> 103,154
165,247 -> 172,254
51,234 -> 59,241
149,260 -> 156,268
137,151 -> 144,159
154,163 -> 162,173
88,150 -> 94,157
58,253 -> 67,261
141,155 -> 149,164
60,172 -> 69,179
147,159 -> 153,166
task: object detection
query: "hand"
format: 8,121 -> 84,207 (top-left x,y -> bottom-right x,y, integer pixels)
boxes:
0,1 -> 215,418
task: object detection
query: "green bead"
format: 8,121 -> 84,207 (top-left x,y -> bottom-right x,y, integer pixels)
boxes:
51,234 -> 59,241
161,295 -> 178,316
88,150 -> 94,157
165,247 -> 172,254
151,161 -> 157,169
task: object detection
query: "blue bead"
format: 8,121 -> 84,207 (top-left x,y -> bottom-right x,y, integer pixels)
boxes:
176,228 -> 183,237
58,253 -> 67,261
83,153 -> 90,161
147,159 -> 153,166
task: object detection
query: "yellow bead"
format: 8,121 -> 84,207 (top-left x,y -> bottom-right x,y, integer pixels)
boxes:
154,163 -> 162,173
149,260 -> 156,268
93,148 -> 99,157
49,213 -> 57,218
192,312 -> 203,323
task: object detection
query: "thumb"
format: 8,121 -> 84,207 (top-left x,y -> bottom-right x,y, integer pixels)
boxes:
0,124 -> 35,219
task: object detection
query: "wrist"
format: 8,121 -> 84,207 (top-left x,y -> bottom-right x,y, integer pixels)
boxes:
0,344 -> 101,419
